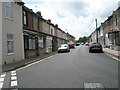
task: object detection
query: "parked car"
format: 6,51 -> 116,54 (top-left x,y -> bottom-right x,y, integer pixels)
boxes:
85,42 -> 89,46
81,42 -> 84,45
89,43 -> 103,53
76,43 -> 80,46
58,44 -> 70,53
69,44 -> 75,49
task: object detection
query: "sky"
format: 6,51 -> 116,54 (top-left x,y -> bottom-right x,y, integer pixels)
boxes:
22,0 -> 120,40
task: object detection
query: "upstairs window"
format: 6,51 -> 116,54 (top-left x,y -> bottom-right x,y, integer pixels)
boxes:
115,15 -> 117,26
23,11 -> 27,25
5,1 -> 12,19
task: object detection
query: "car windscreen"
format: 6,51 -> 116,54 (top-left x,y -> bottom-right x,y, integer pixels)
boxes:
60,45 -> 67,47
90,43 -> 101,46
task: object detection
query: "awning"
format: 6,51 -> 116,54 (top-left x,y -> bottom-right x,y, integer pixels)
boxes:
23,30 -> 37,35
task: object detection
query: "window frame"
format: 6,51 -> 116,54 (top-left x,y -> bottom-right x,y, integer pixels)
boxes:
23,11 -> 28,26
5,1 -> 13,20
7,34 -> 14,55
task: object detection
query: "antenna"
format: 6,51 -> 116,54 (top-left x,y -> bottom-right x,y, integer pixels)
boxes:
118,1 -> 120,8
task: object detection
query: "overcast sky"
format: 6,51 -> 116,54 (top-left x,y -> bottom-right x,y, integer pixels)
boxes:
22,0 -> 120,40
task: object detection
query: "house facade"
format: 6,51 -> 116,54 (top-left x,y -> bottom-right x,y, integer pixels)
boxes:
23,6 -> 38,58
89,5 -> 120,51
0,0 -> 24,65
67,33 -> 75,44
0,1 -> 75,66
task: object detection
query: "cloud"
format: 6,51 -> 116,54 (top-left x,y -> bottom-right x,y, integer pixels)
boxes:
23,0 -> 120,40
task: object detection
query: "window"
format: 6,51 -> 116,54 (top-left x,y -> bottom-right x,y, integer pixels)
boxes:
5,1 -> 12,19
23,11 -> 27,25
24,35 -> 29,50
51,29 -> 53,35
29,38 -> 36,49
24,35 -> 37,50
29,35 -> 37,50
115,15 -> 117,26
38,37 -> 44,48
7,34 -> 14,54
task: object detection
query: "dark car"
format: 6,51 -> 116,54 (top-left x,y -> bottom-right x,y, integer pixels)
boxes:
69,44 -> 75,49
89,43 -> 103,53
76,43 -> 80,46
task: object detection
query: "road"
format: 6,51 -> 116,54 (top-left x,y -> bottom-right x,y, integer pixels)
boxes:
2,45 -> 119,88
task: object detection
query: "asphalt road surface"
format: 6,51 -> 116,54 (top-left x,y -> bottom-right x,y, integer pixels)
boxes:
5,45 -> 119,88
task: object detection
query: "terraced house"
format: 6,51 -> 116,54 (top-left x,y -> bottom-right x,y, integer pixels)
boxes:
0,0 -> 75,66
89,4 -> 120,51
0,0 -> 24,66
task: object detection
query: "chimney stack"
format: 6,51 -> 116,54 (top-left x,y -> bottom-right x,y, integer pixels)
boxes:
37,11 -> 42,17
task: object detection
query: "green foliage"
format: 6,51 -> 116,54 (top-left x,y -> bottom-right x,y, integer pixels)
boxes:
77,36 -> 88,43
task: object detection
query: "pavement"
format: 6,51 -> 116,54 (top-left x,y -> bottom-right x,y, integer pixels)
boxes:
103,48 -> 120,61
0,51 -> 57,73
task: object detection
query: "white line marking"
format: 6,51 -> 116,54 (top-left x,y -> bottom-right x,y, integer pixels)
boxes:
11,71 -> 16,74
11,73 -> 17,76
0,78 -> 4,82
106,53 -> 120,61
16,55 -> 56,71
0,73 -> 6,89
11,76 -> 17,81
11,81 -> 18,87
0,74 -> 6,78
0,82 -> 3,88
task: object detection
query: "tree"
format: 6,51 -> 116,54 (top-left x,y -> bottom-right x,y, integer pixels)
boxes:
77,36 -> 88,43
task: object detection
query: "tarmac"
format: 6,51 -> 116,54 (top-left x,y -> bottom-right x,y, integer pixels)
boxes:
0,51 -> 57,73
0,47 -> 120,73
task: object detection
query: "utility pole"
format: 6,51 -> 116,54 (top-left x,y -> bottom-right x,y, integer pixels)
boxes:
95,18 -> 98,43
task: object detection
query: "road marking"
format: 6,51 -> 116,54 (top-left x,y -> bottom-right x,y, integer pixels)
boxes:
0,73 -> 6,89
10,71 -> 18,88
16,55 -> 56,71
11,71 -> 16,74
0,83 -> 3,88
11,81 -> 18,87
106,53 -> 120,61
11,76 -> 17,81
0,78 -> 4,82
0,74 -> 6,78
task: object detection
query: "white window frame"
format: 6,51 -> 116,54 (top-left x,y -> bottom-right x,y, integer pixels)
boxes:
7,34 -> 14,55
23,11 -> 27,25
5,1 -> 13,20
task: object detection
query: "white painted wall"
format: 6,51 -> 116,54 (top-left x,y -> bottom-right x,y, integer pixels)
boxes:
2,2 -> 24,64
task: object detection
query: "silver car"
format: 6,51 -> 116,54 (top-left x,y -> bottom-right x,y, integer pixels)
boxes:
58,44 -> 70,53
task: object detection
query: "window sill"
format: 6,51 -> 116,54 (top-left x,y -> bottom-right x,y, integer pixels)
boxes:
7,53 -> 14,56
5,17 -> 13,21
